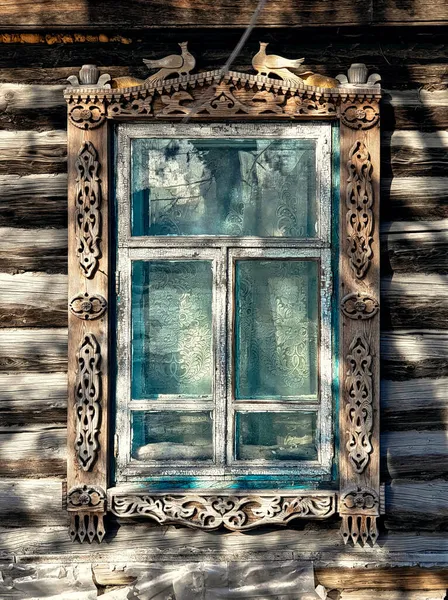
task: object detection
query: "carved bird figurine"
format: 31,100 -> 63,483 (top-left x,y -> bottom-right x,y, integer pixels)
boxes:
143,42 -> 196,84
252,42 -> 305,85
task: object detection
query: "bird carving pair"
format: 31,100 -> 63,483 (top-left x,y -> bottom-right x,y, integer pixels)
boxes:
111,41 -> 339,89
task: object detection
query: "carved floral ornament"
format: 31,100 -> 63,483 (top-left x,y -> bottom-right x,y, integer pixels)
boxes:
65,43 -> 380,127
65,43 -> 381,547
109,492 -> 336,531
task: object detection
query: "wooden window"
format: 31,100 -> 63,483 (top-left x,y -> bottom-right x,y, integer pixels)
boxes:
115,122 -> 333,483
64,51 -> 381,545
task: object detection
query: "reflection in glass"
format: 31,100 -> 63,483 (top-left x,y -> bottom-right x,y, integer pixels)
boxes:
131,138 -> 317,237
235,260 -> 318,399
132,411 -> 213,461
236,412 -> 317,461
132,260 -> 213,399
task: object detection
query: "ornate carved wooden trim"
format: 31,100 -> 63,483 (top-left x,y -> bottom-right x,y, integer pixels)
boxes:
109,490 -> 336,531
345,335 -> 373,474
68,485 -> 106,543
341,292 -> 379,320
69,293 -> 107,320
346,140 -> 374,279
339,62 -> 380,547
74,333 -> 102,471
67,95 -> 109,543
340,486 -> 380,545
65,51 -> 381,544
75,142 -> 102,278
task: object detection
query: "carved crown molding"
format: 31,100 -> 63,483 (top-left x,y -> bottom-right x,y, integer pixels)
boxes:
65,50 -> 381,122
109,490 -> 336,531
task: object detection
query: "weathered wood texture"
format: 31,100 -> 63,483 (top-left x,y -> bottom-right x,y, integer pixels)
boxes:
0,372 -> 66,424
0,0 -> 447,27
342,590 -> 442,599
0,130 -> 66,175
0,328 -> 67,372
2,525 -> 448,565
0,173 -> 67,228
0,273 -> 67,327
0,424 -> 66,477
382,378 -> 448,430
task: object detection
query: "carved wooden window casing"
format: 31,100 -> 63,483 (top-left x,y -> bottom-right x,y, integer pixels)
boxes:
65,48 -> 382,545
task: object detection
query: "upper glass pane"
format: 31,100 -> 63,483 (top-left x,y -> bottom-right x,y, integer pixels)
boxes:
131,260 -> 213,399
235,259 -> 319,400
131,138 -> 318,237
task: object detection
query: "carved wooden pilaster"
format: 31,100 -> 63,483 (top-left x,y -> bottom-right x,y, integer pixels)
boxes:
67,65 -> 109,543
338,65 -> 381,546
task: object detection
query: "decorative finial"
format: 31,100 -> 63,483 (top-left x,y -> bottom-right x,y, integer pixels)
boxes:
67,64 -> 111,88
252,42 -> 305,86
336,63 -> 381,87
143,42 -> 196,85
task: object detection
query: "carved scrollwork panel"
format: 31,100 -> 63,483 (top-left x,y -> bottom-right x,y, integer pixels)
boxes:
75,142 -> 102,279
341,103 -> 379,130
75,333 -> 102,471
346,140 -> 374,279
110,493 -> 336,531
341,292 -> 379,320
69,293 -> 107,320
345,335 -> 373,474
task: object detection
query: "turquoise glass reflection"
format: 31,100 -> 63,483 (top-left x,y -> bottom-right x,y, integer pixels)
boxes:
236,412 -> 317,461
235,260 -> 318,399
131,260 -> 213,399
132,411 -> 213,461
131,138 -> 317,237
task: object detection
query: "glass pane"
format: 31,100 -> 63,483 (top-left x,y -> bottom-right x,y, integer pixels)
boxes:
131,138 -> 317,237
132,411 -> 213,461
236,412 -> 317,461
132,260 -> 213,399
235,260 -> 318,399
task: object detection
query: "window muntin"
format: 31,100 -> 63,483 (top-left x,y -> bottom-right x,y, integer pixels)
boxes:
115,122 -> 333,482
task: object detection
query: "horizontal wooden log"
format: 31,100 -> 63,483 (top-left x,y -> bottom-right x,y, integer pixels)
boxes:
0,174 -> 66,228
0,479 -> 65,526
0,270 -> 447,330
0,328 -> 67,372
0,372 -> 67,424
3,526 -> 448,565
383,131 -> 448,178
314,567 -> 448,592
382,378 -> 448,430
386,480 -> 448,527
381,220 -> 448,275
382,430 -> 448,480
1,170 -> 446,230
0,81 -> 447,132
343,588 -> 444,599
381,273 -> 448,329
381,330 -> 448,380
0,228 -> 67,273
0,130 -> 66,175
0,272 -> 67,327
0,0 -> 446,28
0,424 -> 66,477
93,562 -> 448,591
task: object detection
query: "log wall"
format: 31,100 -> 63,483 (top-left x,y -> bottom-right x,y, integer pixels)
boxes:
0,25 -> 447,597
